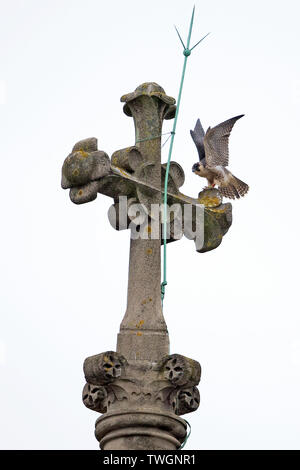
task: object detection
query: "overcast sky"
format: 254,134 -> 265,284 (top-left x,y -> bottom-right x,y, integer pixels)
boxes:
1,0 -> 300,450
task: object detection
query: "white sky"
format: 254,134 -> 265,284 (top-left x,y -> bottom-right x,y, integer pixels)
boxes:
0,0 -> 299,450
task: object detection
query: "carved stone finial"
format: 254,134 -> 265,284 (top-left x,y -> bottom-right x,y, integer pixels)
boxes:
61,82 -> 233,450
121,82 -> 176,120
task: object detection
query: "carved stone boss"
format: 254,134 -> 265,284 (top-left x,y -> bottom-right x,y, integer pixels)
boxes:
61,82 -> 232,450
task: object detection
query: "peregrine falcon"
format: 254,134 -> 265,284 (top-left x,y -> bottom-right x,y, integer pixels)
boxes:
191,115 -> 249,199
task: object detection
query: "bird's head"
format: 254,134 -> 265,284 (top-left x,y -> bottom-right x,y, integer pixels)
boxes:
192,162 -> 200,173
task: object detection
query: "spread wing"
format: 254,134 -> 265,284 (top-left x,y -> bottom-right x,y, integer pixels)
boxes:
190,118 -> 205,163
204,115 -> 244,168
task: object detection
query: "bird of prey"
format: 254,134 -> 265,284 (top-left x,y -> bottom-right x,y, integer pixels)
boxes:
191,115 -> 249,199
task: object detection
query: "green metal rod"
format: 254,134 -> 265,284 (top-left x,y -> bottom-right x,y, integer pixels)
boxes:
161,6 -> 209,304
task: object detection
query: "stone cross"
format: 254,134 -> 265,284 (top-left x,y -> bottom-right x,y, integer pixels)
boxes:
61,82 -> 232,450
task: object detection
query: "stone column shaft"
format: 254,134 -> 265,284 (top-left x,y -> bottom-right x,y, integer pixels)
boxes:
117,94 -> 169,361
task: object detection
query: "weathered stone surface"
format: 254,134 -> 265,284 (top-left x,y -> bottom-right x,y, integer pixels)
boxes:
96,411 -> 186,450
69,180 -> 100,204
84,351 -> 127,385
159,354 -> 201,387
62,141 -> 110,188
72,137 -> 98,153
162,161 -> 185,188
61,137 -> 110,204
197,188 -> 232,253
174,386 -> 200,415
198,187 -> 223,207
111,146 -> 144,172
82,383 -> 108,413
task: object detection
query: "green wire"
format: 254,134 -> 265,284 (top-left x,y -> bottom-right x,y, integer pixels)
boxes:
161,6 -> 209,304
179,419 -> 192,450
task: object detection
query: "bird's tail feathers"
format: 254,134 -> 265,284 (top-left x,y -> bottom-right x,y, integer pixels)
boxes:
233,176 -> 249,197
219,175 -> 249,199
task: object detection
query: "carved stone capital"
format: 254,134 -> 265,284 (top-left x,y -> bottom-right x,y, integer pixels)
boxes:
82,351 -> 201,449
